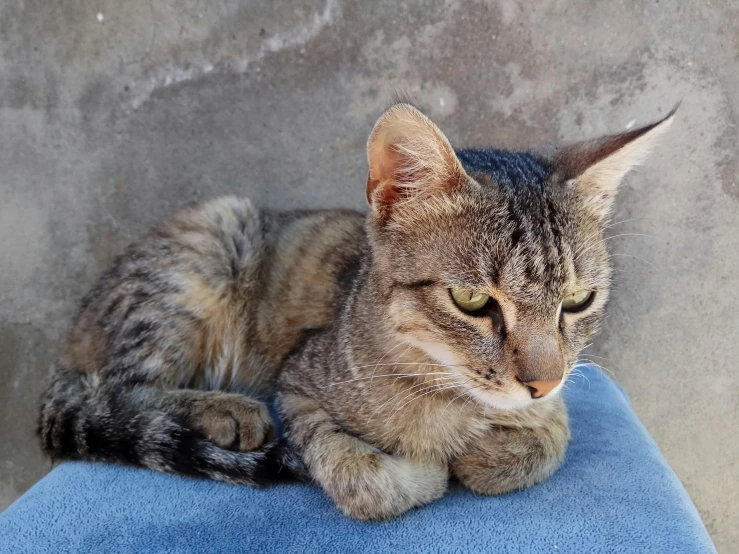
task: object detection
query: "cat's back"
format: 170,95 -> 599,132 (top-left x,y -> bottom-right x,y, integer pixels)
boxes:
59,196 -> 366,394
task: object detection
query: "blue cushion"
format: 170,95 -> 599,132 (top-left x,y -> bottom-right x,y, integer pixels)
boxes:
0,365 -> 715,553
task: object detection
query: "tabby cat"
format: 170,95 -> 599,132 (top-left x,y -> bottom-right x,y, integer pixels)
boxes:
39,102 -> 674,520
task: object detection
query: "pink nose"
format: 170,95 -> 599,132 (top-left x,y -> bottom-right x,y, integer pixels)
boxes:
524,379 -> 560,398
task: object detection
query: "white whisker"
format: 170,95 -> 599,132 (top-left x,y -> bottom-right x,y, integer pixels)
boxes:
602,216 -> 677,232
324,370 -> 457,388
348,361 -> 464,372
576,232 -> 657,261
460,394 -> 474,412
368,342 -> 412,390
391,383 -> 463,416
610,253 -> 661,272
577,358 -> 617,380
442,389 -> 469,414
364,376 -> 457,424
569,368 -> 591,390
605,232 -> 657,242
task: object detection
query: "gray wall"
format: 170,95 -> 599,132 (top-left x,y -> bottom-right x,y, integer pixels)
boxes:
0,1 -> 736,550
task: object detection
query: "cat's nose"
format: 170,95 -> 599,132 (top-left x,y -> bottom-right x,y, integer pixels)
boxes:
524,379 -> 561,398
511,331 -> 564,392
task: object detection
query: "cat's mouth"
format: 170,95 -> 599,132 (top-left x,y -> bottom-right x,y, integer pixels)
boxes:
457,374 -> 566,411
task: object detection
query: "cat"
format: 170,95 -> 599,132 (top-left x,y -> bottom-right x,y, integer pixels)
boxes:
38,101 -> 674,520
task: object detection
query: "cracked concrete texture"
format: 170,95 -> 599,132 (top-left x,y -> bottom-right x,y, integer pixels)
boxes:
0,0 -> 736,549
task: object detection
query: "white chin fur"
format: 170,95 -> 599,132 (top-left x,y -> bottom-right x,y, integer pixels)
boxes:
465,380 -> 565,411
464,385 -> 535,411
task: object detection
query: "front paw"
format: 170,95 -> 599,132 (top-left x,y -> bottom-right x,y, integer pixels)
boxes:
331,456 -> 448,521
452,424 -> 569,496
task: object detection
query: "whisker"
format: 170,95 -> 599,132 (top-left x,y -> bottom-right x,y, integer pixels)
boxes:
368,342 -> 412,391
390,376 -> 475,419
603,218 -> 646,231
605,232 -> 657,242
570,367 -> 592,389
460,394 -> 475,412
442,389 -> 469,414
576,232 -> 659,262
324,371 -> 457,388
391,383 -> 463,416
398,379 -> 459,405
577,358 -> 617,380
579,362 -> 617,379
602,216 -> 678,232
364,376 -> 456,424
349,361 -> 465,371
610,267 -> 645,281
381,383 -> 450,422
610,253 -> 661,273
579,351 -> 620,367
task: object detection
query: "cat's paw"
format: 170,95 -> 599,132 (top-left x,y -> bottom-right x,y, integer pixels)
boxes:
333,456 -> 448,520
191,395 -> 274,451
452,420 -> 569,496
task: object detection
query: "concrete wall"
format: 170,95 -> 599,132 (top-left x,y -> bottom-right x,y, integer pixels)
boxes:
0,1 -> 736,550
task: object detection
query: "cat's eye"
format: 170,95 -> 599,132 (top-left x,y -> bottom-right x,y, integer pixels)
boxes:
450,286 -> 490,312
561,290 -> 594,312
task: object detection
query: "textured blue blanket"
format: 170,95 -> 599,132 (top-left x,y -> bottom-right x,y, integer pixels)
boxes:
0,365 -> 715,553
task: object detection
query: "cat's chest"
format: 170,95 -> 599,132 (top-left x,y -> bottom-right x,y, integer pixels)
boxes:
353,385 -> 490,461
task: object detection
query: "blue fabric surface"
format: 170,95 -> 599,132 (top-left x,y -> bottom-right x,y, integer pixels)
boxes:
0,365 -> 715,553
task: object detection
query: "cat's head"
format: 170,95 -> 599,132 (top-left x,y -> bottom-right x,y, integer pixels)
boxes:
365,102 -> 674,410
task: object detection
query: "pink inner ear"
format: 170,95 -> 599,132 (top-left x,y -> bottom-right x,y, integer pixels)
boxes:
367,142 -> 416,207
388,144 -> 427,187
366,143 -> 398,204
382,145 -> 404,180
365,102 -> 468,217
366,174 -> 400,206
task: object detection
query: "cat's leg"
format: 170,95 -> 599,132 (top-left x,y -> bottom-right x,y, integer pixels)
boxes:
280,391 -> 448,520
158,389 -> 274,451
451,398 -> 570,495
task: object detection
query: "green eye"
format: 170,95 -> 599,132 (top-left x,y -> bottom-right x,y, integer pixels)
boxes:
561,290 -> 594,312
450,286 -> 490,312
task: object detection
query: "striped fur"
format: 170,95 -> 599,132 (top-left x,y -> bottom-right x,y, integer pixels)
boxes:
39,103 -> 672,517
38,197 -> 359,485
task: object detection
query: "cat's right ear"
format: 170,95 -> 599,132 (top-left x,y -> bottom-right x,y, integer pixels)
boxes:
366,103 -> 467,221
550,104 -> 677,220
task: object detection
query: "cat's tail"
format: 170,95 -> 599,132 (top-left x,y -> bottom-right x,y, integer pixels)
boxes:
37,370 -> 309,486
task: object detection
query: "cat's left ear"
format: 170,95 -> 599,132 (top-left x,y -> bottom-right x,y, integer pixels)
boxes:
550,104 -> 678,219
366,102 -> 468,221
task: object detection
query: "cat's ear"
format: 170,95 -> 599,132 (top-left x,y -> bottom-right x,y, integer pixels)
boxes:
551,105 -> 677,219
366,103 -> 466,220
